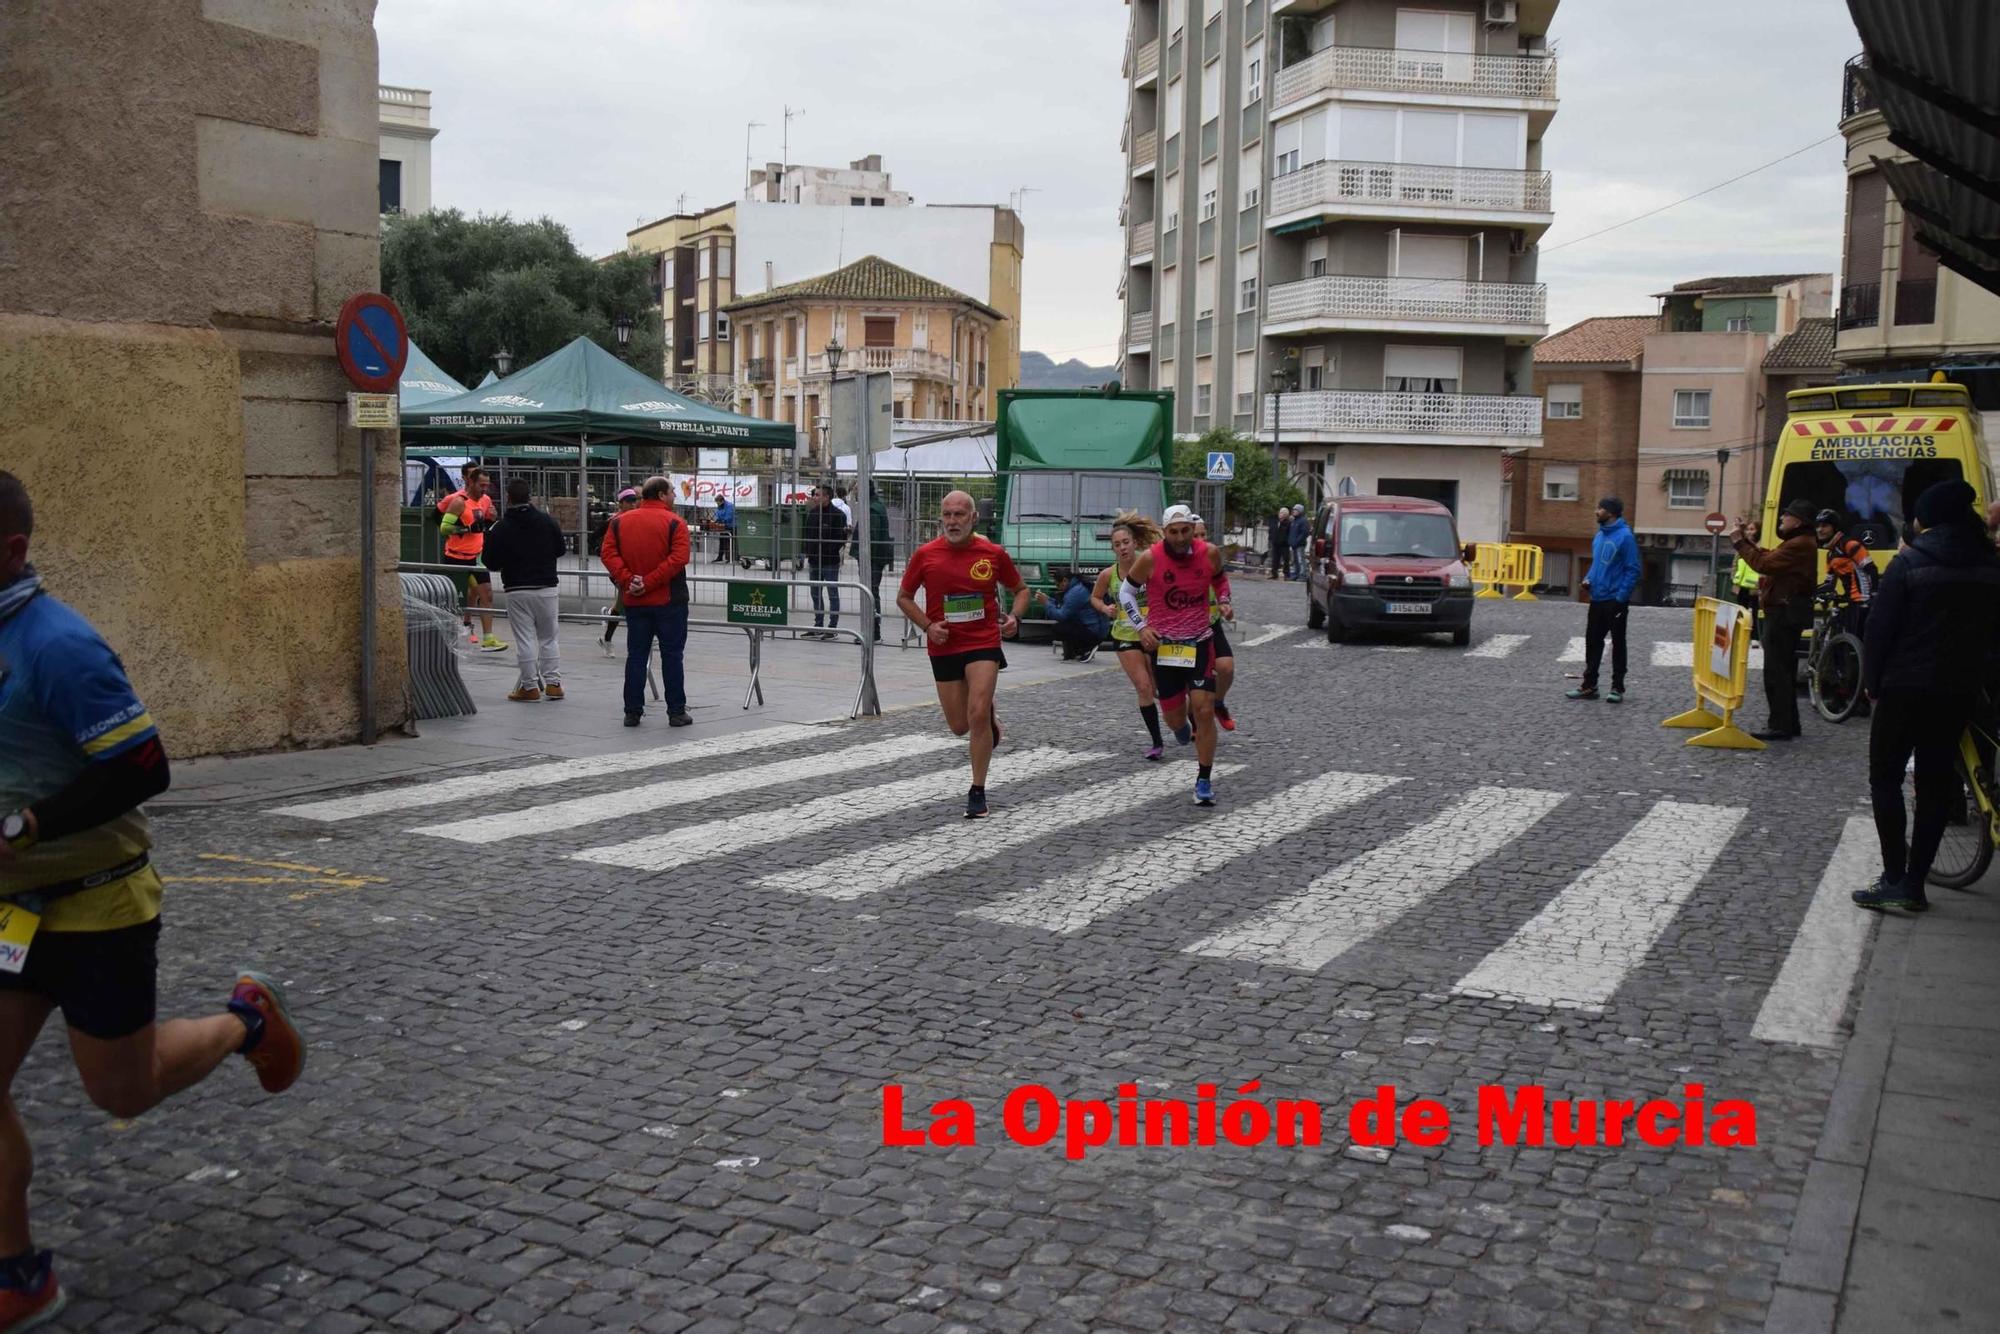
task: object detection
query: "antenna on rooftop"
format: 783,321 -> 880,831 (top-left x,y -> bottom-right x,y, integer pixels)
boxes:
781,105 -> 805,201
1010,186 -> 1041,215
745,118 -> 766,196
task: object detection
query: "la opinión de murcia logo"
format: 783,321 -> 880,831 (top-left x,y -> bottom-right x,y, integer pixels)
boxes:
883,1082 -> 1757,1161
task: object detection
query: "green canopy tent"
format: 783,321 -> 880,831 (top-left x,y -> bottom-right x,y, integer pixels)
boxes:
476,370 -> 498,388
401,335 -> 797,549
397,342 -> 468,407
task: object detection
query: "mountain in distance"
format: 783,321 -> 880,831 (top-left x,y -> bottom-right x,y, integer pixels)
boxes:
1019,350 -> 1117,389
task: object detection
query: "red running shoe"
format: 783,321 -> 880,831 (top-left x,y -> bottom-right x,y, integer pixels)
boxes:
231,972 -> 306,1094
0,1251 -> 64,1333
1215,702 -> 1236,732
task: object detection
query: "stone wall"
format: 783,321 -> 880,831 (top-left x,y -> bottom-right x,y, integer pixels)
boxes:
0,0 -> 405,756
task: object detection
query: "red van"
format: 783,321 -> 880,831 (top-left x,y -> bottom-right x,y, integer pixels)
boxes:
1304,495 -> 1475,644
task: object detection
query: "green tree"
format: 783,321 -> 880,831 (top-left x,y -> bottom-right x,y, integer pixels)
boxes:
1169,427 -> 1304,529
381,209 -> 665,386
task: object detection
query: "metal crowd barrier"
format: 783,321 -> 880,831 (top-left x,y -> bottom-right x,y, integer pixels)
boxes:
402,562 -> 882,718
398,572 -> 477,720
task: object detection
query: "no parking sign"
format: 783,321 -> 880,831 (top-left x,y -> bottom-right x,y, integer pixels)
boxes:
335,292 -> 410,393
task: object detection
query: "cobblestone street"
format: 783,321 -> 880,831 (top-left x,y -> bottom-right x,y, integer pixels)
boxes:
9,581 -> 1902,1332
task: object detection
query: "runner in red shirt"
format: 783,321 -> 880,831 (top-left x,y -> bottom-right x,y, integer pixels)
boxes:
897,490 -> 1028,819
1119,504 -> 1230,806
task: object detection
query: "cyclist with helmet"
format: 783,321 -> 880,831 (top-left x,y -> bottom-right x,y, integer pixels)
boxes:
1814,508 -> 1878,641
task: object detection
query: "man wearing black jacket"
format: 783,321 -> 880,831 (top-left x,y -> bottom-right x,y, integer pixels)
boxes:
484,477 -> 570,702
1856,479 -> 2000,912
850,484 -> 894,643
801,484 -> 848,639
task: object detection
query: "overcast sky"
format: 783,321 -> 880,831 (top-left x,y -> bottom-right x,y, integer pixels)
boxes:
380,0 -> 1860,365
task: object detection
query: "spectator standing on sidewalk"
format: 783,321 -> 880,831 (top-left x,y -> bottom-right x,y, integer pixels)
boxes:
0,472 -> 305,1326
1855,479 -> 2000,911
600,488 -> 639,655
1731,498 -> 1821,741
1267,508 -> 1289,580
601,476 -> 693,729
1567,497 -> 1641,703
850,483 -> 894,644
710,493 -> 736,564
483,477 -> 568,703
1288,506 -> 1310,581
802,484 -> 849,640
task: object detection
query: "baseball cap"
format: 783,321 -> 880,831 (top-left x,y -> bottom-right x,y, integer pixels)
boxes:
1163,504 -> 1198,526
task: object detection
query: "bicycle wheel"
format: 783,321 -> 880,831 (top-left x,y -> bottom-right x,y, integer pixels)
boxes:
1809,633 -> 1865,723
1919,751 -> 1994,890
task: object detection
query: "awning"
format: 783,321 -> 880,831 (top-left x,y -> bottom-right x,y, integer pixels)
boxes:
1663,467 -> 1709,482
400,336 -> 796,449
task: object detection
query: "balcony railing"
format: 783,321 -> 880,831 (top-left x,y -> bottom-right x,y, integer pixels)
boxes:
1894,277 -> 1937,326
1265,274 -> 1548,329
1839,282 -> 1882,330
1263,388 -> 1542,438
745,357 -> 774,383
1269,160 -> 1552,219
804,346 -> 954,379
1273,44 -> 1556,110
1130,220 -> 1155,255
1128,310 -> 1155,346
1133,129 -> 1157,171
1842,53 -> 1877,121
1135,37 -> 1159,82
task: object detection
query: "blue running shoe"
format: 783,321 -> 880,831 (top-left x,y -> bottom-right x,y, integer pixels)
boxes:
1173,720 -> 1193,746
1194,777 -> 1215,806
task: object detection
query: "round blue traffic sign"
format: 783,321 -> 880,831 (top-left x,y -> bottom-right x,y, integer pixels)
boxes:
335,292 -> 409,393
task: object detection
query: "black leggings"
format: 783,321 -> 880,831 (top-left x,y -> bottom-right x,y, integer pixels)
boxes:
1868,691 -> 1975,888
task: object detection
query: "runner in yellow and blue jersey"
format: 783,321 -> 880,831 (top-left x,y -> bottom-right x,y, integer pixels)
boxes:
1092,512 -> 1165,759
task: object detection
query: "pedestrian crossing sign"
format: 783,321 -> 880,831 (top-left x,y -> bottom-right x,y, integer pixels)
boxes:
1206,451 -> 1235,481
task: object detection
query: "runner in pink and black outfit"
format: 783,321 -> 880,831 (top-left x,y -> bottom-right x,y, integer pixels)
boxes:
1118,504 -> 1230,806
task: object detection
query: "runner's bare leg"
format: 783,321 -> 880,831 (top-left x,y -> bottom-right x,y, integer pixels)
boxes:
964,660 -> 999,788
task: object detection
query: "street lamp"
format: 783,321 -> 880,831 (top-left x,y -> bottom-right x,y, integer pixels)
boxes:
822,339 -> 845,462
824,338 -> 844,376
493,346 -> 514,377
1269,367 -> 1289,485
1712,446 -> 1733,598
614,314 -> 632,348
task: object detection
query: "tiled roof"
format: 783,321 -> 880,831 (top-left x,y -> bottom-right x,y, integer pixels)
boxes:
1657,273 -> 1827,297
724,255 -> 1000,317
1534,315 -> 1655,365
1762,316 -> 1838,370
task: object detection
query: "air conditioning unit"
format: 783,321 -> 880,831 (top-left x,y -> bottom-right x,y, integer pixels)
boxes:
1485,0 -> 1518,24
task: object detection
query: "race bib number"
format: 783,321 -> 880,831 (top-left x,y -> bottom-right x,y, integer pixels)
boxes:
0,902 -> 40,975
943,593 -> 985,624
1156,642 -> 1198,667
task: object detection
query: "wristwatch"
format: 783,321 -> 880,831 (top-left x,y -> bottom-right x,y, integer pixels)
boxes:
1,812 -> 32,852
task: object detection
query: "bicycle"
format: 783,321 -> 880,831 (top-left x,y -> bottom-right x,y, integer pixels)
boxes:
1923,714 -> 2000,890
1806,597 -> 1866,723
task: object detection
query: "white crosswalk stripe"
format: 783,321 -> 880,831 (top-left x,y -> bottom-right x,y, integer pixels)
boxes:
409,735 -> 956,843
965,771 -> 1404,935
1465,634 -> 1531,659
572,747 -> 1103,871
1560,636 -> 1586,663
1452,800 -> 1748,1010
269,725 -> 815,822
1752,816 -> 1879,1048
759,763 -> 1246,900
1188,786 -> 1568,972
1240,625 -> 1305,648
1653,640 -> 1764,672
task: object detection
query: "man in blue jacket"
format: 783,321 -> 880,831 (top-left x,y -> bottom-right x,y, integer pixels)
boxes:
1287,507 -> 1311,580
1035,570 -> 1110,661
1568,495 -> 1641,702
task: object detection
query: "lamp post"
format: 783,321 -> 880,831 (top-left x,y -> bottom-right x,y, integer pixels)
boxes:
1268,367 -> 1288,491
493,346 -> 514,377
614,314 -> 632,349
1712,446 -> 1732,598
823,338 -> 844,465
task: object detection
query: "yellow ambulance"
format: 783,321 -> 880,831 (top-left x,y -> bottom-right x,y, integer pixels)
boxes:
1762,380 -> 1991,565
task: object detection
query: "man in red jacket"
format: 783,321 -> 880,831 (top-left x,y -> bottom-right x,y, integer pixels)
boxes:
600,477 -> 693,728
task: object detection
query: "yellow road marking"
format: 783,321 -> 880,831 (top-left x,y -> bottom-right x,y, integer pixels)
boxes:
194,853 -> 387,882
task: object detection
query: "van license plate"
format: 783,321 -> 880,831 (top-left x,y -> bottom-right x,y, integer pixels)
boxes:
1387,602 -> 1433,615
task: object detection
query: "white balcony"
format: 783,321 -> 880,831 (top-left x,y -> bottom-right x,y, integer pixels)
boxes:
1128,310 -> 1154,351
1273,46 -> 1557,125
1264,274 -> 1547,338
1130,220 -> 1155,261
802,346 -> 954,380
1132,129 -> 1157,174
1267,160 -> 1553,234
1135,37 -> 1159,86
1264,389 -> 1542,447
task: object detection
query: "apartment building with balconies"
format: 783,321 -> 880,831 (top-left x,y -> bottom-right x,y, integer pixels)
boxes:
1117,0 -> 1558,542
723,255 -> 1001,458
1835,53 -> 2000,387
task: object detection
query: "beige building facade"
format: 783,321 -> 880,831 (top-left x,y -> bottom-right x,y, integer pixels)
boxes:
377,84 -> 436,215
0,0 -> 404,756
724,257 -> 1001,456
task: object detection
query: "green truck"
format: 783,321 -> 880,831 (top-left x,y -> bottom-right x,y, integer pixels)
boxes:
987,387 -> 1174,594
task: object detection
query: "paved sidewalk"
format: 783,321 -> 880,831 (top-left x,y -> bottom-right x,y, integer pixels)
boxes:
1769,862 -> 2000,1333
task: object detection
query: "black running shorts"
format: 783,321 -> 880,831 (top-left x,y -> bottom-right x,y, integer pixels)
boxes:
1151,637 -> 1216,702
441,553 -> 492,588
0,918 -> 162,1040
930,647 -> 1008,683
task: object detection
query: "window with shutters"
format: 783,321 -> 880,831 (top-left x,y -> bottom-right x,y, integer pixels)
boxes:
1542,464 -> 1580,501
864,316 -> 897,348
1667,472 -> 1710,508
1545,384 -> 1582,419
1383,345 -> 1461,393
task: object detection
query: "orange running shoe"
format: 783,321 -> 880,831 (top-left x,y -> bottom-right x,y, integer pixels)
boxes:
0,1251 -> 63,1333
230,972 -> 305,1094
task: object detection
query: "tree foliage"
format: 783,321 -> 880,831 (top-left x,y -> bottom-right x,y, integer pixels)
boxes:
380,209 -> 665,387
1168,427 -> 1305,529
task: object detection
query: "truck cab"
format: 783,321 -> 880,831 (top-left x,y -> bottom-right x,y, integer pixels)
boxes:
1305,495 -> 1475,644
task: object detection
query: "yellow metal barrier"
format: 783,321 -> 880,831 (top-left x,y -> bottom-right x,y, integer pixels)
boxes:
1661,596 -> 1764,751
1470,543 -> 1544,600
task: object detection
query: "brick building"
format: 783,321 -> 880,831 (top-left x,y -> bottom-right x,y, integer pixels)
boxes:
1509,316 -> 1650,598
